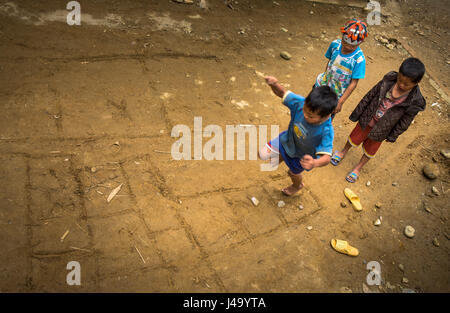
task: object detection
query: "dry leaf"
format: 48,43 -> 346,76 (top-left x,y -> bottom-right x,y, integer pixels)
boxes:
107,183 -> 123,203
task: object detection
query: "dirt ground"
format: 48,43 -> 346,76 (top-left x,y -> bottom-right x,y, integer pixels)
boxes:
0,0 -> 448,293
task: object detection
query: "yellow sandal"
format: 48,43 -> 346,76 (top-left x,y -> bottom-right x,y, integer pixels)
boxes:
330,239 -> 359,257
344,188 -> 362,211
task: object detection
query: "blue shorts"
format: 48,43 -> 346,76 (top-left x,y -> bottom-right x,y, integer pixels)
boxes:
267,131 -> 304,175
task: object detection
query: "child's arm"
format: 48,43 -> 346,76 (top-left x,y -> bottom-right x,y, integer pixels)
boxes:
265,76 -> 286,98
385,107 -> 424,142
300,154 -> 331,170
335,79 -> 359,113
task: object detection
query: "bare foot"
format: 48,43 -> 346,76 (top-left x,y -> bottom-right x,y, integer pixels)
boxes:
281,183 -> 304,196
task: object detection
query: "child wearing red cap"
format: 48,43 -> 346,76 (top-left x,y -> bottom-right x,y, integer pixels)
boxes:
315,19 -> 368,119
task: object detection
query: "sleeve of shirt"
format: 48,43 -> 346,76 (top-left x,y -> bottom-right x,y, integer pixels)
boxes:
315,123 -> 334,157
351,53 -> 366,79
325,40 -> 339,59
282,91 -> 305,112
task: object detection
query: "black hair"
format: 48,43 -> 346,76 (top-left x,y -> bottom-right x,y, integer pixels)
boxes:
399,57 -> 425,83
305,86 -> 338,117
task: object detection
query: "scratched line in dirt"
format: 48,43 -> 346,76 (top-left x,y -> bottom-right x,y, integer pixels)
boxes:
0,52 -> 220,64
0,133 -> 161,145
24,157 -> 34,290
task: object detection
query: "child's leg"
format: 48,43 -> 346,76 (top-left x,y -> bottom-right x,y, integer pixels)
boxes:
282,170 -> 304,196
334,123 -> 369,160
346,138 -> 381,181
350,154 -> 371,176
334,140 -> 353,159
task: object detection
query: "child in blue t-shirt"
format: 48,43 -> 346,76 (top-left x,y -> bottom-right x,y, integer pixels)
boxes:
259,76 -> 338,196
315,19 -> 368,118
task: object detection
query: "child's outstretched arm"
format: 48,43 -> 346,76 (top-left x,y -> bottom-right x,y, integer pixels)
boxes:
300,154 -> 331,170
335,79 -> 359,113
265,76 -> 286,98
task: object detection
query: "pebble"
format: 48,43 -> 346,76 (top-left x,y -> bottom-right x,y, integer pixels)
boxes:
375,202 -> 382,209
432,237 -> 440,247
309,10 -> 314,15
374,218 -> 381,226
298,205 -> 304,210
423,163 -> 439,180
386,44 -> 395,50
281,27 -> 288,32
366,181 -> 371,187
404,225 -> 415,238
424,206 -> 432,213
277,200 -> 285,208
280,51 -> 291,60
386,282 -> 396,290
340,202 -> 347,208
441,149 -> 450,159
402,277 -> 409,284
250,197 -> 259,206
398,264 -> 404,272
91,167 -> 97,173
307,226 -> 313,230
362,283 -> 370,293
392,182 -> 398,187
432,186 -> 440,196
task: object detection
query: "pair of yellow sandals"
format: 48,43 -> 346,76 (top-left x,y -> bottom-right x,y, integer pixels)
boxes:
330,188 -> 363,257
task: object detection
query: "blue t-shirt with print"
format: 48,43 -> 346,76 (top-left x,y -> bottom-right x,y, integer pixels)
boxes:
279,91 -> 334,160
315,39 -> 366,98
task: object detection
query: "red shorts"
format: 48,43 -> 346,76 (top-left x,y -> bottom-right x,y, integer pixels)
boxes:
348,123 -> 382,158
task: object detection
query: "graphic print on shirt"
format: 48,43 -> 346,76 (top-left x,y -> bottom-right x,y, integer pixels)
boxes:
293,123 -> 307,140
315,39 -> 366,99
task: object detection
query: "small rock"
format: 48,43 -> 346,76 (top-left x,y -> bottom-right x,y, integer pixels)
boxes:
91,167 -> 97,173
307,226 -> 313,230
404,225 -> 415,238
432,237 -> 440,247
250,197 -> 259,206
378,37 -> 389,44
432,186 -> 440,196
375,202 -> 382,209
340,287 -> 352,293
386,282 -> 396,290
374,218 -> 381,226
424,206 -> 432,213
402,277 -> 409,284
398,264 -> 404,272
298,205 -> 304,210
362,283 -> 370,293
366,181 -> 371,187
280,51 -> 291,60
281,27 -> 288,32
423,163 -> 439,180
277,200 -> 285,208
309,10 -> 314,15
392,182 -> 398,187
439,148 -> 449,158
340,202 -> 347,208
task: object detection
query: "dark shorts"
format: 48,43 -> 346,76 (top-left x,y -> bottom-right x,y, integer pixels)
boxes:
267,131 -> 304,174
